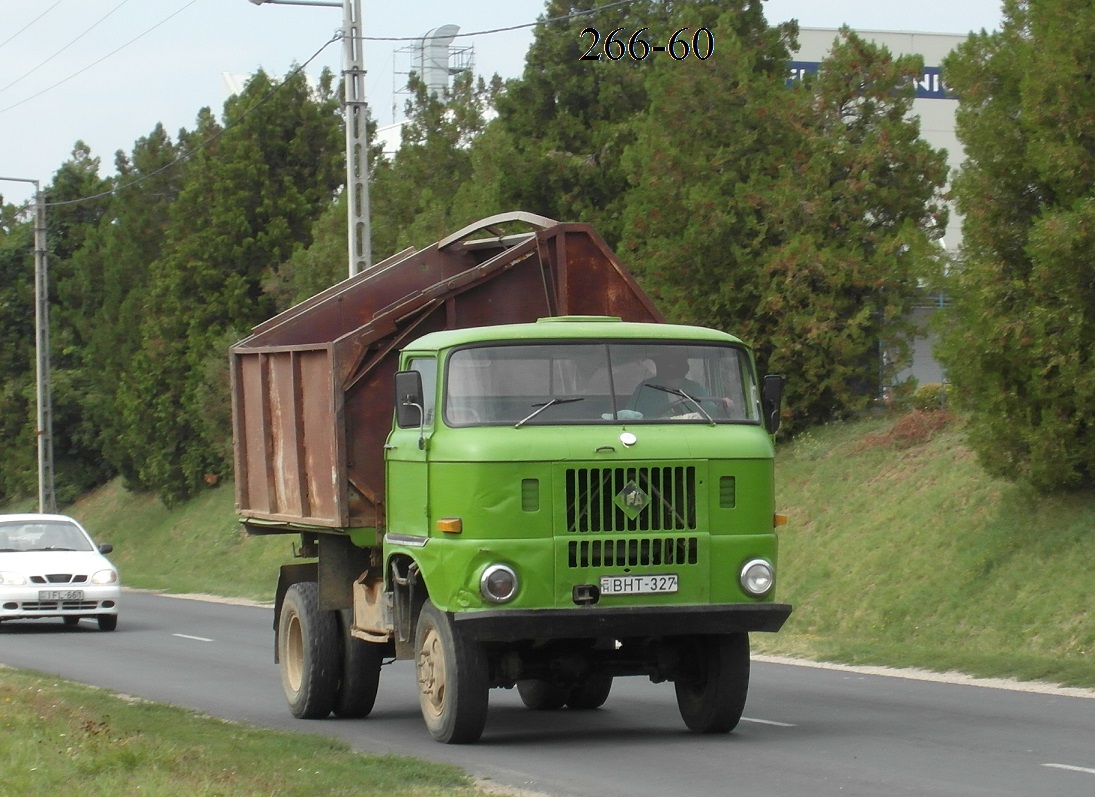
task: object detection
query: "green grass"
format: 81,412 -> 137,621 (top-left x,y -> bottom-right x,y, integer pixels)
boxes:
0,667 -> 484,797
757,411 -> 1095,689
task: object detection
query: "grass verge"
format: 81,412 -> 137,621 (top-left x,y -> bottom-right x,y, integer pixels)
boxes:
0,666 -> 487,797
756,411 -> 1095,689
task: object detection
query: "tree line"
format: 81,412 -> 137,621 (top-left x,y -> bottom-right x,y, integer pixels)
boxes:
0,0 -> 1085,503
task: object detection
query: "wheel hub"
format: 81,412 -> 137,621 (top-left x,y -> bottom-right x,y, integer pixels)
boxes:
284,613 -> 303,692
417,626 -> 447,720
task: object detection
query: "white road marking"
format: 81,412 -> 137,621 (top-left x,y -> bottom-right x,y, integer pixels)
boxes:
741,716 -> 795,727
1043,763 -> 1095,776
754,655 -> 1095,700
172,633 -> 213,642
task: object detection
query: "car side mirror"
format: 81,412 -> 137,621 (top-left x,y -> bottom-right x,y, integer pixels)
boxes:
394,370 -> 425,446
761,374 -> 784,434
98,542 -> 113,555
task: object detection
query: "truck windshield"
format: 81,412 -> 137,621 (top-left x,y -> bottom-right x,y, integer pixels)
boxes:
443,342 -> 761,426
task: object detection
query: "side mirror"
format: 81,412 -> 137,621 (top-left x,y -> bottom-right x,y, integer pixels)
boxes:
761,374 -> 784,434
98,542 -> 113,555
394,370 -> 424,429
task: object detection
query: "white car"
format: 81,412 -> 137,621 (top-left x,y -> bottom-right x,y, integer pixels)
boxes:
0,513 -> 120,631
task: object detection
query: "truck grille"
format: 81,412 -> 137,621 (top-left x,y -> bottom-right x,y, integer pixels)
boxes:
565,466 -> 697,533
569,536 -> 699,568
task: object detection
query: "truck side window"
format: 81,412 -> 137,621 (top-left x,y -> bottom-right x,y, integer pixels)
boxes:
409,357 -> 437,424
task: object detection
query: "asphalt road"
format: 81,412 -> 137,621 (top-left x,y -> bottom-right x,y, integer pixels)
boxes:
1,591 -> 1093,797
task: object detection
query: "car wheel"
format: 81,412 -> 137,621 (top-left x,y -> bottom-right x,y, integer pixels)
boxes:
278,582 -> 340,719
63,616 -> 80,627
97,615 -> 118,632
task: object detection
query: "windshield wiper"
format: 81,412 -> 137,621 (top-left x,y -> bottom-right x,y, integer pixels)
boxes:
515,397 -> 585,428
646,384 -> 717,426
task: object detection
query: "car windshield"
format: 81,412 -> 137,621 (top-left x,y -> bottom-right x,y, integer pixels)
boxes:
0,520 -> 94,552
444,342 -> 761,427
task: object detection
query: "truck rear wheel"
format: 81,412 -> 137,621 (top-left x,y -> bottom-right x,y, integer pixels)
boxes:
517,679 -> 569,710
674,633 -> 749,733
334,618 -> 383,718
415,600 -> 489,743
279,582 -> 340,719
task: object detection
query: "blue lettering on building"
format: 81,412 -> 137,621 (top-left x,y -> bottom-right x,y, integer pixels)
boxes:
787,62 -> 952,99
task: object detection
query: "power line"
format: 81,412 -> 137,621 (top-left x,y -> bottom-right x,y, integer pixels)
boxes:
364,0 -> 641,41
0,0 -> 201,116
20,0 -> 642,211
0,0 -> 132,96
0,0 -> 64,52
42,33 -> 341,210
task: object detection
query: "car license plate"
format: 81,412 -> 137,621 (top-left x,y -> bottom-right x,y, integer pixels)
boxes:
39,590 -> 83,601
599,574 -> 678,596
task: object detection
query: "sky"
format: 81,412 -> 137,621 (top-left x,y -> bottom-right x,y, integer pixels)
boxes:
0,0 -> 1005,208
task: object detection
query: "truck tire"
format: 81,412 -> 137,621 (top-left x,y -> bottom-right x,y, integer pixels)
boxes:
279,582 -> 340,719
414,600 -> 489,743
566,675 -> 613,710
517,679 -> 569,710
674,633 -> 749,733
334,622 -> 383,718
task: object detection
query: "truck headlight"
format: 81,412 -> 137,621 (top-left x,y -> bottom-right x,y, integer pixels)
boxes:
480,564 -> 518,603
740,559 -> 774,597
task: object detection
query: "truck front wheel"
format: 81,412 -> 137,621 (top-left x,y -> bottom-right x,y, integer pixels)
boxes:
279,582 -> 340,719
674,633 -> 749,733
415,600 -> 489,743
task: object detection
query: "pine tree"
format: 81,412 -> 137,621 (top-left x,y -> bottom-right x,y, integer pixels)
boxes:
758,29 -> 948,428
623,19 -> 947,430
939,0 -> 1095,490
117,68 -> 344,502
60,125 -> 186,492
0,208 -> 36,501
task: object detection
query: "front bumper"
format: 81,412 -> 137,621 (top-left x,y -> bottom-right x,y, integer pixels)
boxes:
453,602 -> 791,642
0,585 -> 121,619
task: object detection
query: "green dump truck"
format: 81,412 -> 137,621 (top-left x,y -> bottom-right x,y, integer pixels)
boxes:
230,212 -> 791,743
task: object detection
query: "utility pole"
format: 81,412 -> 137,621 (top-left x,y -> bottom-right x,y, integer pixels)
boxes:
1,177 -> 56,513
341,0 -> 370,276
249,0 -> 371,277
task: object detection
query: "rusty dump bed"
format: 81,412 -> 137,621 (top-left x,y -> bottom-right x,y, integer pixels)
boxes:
230,212 -> 664,532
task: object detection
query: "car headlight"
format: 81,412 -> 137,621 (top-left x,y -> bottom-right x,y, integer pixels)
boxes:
740,559 -> 774,597
480,564 -> 518,604
0,571 -> 27,586
91,569 -> 118,585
